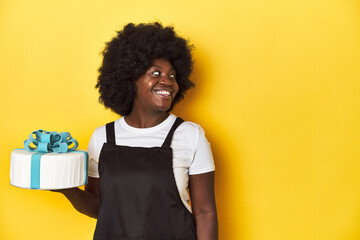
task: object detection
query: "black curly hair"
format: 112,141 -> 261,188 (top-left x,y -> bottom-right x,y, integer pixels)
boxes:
96,22 -> 195,116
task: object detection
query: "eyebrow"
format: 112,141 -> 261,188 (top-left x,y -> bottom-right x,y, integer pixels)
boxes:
152,65 -> 175,71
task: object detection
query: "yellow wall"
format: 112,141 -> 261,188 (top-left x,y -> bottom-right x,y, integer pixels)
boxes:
1,0 -> 360,239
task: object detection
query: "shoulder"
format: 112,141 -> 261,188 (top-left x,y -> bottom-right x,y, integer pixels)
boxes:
180,120 -> 203,135
178,117 -> 206,133
174,117 -> 207,145
91,125 -> 106,139
91,118 -> 123,138
89,118 -> 123,146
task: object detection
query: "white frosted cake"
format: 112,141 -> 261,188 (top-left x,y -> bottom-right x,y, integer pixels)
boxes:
10,149 -> 88,190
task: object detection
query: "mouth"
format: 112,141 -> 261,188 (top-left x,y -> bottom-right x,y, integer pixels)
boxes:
153,89 -> 173,99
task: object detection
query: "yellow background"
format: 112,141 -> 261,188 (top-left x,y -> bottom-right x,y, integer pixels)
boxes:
1,0 -> 360,239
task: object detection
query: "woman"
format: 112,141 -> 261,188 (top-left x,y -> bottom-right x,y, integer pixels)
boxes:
59,22 -> 218,240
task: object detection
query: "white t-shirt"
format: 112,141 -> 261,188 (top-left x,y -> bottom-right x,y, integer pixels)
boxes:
87,113 -> 215,212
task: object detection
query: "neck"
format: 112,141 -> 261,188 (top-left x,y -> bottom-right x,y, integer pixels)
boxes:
124,110 -> 169,128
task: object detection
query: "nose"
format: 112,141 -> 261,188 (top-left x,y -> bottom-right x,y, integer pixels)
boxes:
159,75 -> 173,86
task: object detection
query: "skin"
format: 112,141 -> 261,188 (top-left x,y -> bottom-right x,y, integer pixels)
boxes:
124,58 -> 179,127
55,58 -> 218,240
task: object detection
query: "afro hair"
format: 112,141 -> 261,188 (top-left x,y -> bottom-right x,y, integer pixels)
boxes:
96,22 -> 195,116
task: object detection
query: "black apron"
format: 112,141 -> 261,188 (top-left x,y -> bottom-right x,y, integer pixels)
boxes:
93,117 -> 197,240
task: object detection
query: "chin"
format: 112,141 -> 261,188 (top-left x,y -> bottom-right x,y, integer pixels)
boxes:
156,104 -> 171,112
158,107 -> 171,112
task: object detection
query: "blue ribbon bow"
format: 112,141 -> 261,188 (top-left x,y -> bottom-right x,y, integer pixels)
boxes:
24,129 -> 78,153
20,129 -> 87,189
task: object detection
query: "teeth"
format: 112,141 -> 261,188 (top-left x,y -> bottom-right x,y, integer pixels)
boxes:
155,90 -> 171,96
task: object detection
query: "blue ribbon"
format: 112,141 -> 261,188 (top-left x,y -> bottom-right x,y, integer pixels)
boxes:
24,130 -> 78,153
23,130 -> 86,189
73,150 -> 89,186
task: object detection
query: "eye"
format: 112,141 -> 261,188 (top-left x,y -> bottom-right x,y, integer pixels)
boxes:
169,73 -> 176,80
152,71 -> 161,76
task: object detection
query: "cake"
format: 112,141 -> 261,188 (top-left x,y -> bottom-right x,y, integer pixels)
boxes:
10,130 -> 88,190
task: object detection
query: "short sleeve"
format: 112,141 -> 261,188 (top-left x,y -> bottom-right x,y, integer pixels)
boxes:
87,129 -> 100,178
188,125 -> 215,175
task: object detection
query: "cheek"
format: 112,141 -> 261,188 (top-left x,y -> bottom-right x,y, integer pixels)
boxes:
174,83 -> 179,96
135,80 -> 153,96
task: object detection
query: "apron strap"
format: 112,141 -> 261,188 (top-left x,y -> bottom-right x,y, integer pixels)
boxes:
161,117 -> 184,148
106,121 -> 115,144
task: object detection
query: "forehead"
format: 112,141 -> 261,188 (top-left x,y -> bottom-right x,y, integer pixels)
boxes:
151,58 -> 174,70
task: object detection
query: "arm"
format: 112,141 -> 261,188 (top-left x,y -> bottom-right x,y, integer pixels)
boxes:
54,176 -> 100,219
189,171 -> 218,240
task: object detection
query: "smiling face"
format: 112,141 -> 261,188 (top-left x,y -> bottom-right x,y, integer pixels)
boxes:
132,58 -> 179,115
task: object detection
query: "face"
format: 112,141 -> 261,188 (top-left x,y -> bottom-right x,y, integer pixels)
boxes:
132,58 -> 179,114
